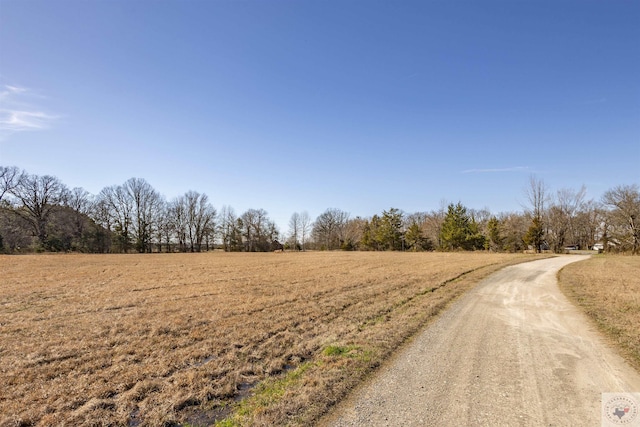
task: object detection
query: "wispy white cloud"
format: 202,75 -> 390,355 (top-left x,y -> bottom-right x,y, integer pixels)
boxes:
0,85 -> 28,98
0,110 -> 57,131
0,84 -> 58,138
461,166 -> 531,174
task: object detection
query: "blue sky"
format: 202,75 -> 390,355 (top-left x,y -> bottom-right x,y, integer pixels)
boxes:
1,0 -> 638,231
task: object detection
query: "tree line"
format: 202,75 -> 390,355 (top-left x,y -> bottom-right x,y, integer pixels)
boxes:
1,166 -> 638,254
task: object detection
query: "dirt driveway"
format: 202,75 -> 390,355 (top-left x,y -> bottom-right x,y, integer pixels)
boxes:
320,256 -> 640,426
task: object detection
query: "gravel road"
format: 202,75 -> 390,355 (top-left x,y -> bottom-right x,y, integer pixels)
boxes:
320,256 -> 640,426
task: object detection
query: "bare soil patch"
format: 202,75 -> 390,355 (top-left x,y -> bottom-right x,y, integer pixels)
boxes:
559,255 -> 640,371
1,252 -> 539,426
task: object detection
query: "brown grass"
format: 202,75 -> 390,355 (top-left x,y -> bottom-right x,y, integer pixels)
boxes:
0,251 -> 541,426
558,255 -> 640,373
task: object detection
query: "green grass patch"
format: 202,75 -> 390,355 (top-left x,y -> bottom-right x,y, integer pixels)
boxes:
322,344 -> 361,357
214,362 -> 316,427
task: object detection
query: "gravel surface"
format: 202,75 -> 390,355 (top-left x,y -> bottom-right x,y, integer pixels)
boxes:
319,256 -> 640,426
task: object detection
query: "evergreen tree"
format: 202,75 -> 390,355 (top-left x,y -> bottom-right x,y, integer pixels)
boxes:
404,223 -> 433,251
378,208 -> 403,250
467,215 -> 486,250
523,216 -> 545,252
439,202 -> 485,251
361,215 -> 381,250
486,216 -> 503,251
361,209 -> 405,250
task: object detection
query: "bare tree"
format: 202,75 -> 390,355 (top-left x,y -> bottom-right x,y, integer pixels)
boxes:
525,176 -> 547,220
66,187 -> 94,248
312,208 -> 349,250
155,200 -> 172,252
240,209 -> 258,252
602,184 -> 640,254
343,216 -> 367,250
0,166 -> 25,251
288,212 -> 301,250
422,203 -> 447,249
300,211 -> 311,251
523,176 -> 548,252
0,206 -> 32,251
240,208 -> 276,251
67,187 -> 93,214
124,178 -> 163,253
547,186 -> 586,252
89,196 -> 113,252
168,196 -> 188,252
573,200 -> 604,250
498,212 -> 528,253
96,185 -> 134,252
9,173 -> 68,248
184,191 -> 216,252
219,205 -> 242,252
1,166 -> 23,202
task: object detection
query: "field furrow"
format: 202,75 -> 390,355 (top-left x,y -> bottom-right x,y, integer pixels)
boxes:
1,252 -> 538,426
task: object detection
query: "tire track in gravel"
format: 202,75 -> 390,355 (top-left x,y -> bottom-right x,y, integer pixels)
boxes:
320,256 -> 640,427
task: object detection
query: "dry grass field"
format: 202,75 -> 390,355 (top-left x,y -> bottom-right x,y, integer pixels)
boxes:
1,251 -> 540,427
559,255 -> 640,372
